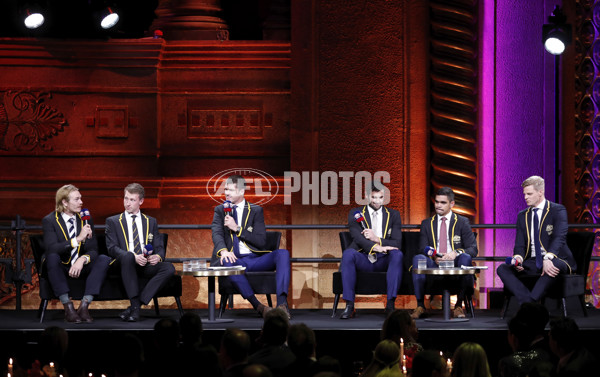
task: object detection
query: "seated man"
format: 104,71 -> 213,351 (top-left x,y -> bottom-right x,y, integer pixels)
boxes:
339,183 -> 402,319
42,184 -> 111,323
105,183 -> 176,322
497,175 -> 576,306
411,187 -> 477,319
211,175 -> 291,318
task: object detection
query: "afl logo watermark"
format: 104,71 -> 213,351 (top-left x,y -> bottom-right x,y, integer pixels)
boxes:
207,168 -> 279,205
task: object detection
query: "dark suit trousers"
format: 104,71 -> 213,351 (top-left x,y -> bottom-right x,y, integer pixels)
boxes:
340,248 -> 404,301
412,253 -> 474,301
46,253 -> 111,297
222,249 -> 290,299
116,252 -> 176,305
497,257 -> 570,304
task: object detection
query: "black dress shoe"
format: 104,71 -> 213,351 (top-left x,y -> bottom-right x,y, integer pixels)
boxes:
340,305 -> 355,319
119,306 -> 132,321
64,302 -> 82,323
76,300 -> 94,323
126,306 -> 140,322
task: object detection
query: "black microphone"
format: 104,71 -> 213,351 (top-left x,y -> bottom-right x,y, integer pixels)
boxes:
80,208 -> 91,225
505,256 -> 521,267
354,212 -> 367,230
144,244 -> 153,258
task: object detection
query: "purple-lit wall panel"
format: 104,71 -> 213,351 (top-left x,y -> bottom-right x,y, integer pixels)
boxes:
480,0 -> 558,289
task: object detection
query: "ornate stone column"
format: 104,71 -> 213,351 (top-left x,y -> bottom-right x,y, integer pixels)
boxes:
151,0 -> 229,40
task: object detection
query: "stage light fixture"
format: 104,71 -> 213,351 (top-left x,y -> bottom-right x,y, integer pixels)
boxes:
542,6 -> 571,55
99,7 -> 120,29
22,3 -> 46,30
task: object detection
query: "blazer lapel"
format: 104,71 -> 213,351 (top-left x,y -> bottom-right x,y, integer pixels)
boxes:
362,206 -> 372,229
381,207 -> 389,238
119,213 -> 129,247
142,214 -> 149,244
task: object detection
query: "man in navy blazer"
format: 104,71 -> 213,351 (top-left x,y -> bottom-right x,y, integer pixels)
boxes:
497,176 -> 576,305
42,184 -> 111,323
105,183 -> 175,322
211,175 -> 291,318
411,187 -> 478,319
339,183 -> 403,319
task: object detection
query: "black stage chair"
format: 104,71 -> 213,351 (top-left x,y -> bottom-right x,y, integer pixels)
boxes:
217,231 -> 282,318
332,231 -> 476,318
501,231 -> 595,318
30,233 -> 184,323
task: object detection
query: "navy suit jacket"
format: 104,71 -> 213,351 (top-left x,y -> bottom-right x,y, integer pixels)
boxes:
418,212 -> 478,257
42,211 -> 99,265
211,201 -> 268,265
513,201 -> 576,271
105,212 -> 165,261
346,205 -> 402,254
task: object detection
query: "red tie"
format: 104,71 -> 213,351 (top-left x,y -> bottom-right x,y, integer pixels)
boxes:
439,217 -> 448,254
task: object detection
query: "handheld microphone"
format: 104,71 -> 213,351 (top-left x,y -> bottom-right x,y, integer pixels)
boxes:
144,244 -> 153,257
354,212 -> 367,230
223,200 -> 232,214
505,257 -> 521,267
80,208 -> 91,225
424,246 -> 437,257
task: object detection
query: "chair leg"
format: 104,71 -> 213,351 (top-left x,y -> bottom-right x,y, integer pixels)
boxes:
578,295 -> 588,317
501,296 -> 510,319
228,295 -> 234,309
153,297 -> 160,316
266,294 -> 273,307
174,296 -> 184,317
332,294 -> 340,317
466,296 -> 475,318
39,299 -> 49,323
561,298 -> 568,318
218,294 -> 228,318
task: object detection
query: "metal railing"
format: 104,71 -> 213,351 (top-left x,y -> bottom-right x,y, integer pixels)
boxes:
1,216 -> 599,310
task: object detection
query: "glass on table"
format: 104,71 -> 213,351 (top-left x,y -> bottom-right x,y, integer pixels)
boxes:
417,259 -> 428,269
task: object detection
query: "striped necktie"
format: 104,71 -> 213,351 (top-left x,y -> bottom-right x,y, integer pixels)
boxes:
68,217 -> 78,264
131,214 -> 142,254
232,205 -> 240,257
533,208 -> 543,269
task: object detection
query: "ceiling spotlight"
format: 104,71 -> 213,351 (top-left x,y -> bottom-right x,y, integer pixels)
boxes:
543,6 -> 571,56
24,10 -> 45,29
99,7 -> 120,29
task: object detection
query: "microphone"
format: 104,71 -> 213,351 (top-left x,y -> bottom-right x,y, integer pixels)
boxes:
223,200 -> 232,214
424,246 -> 437,257
144,244 -> 153,258
354,212 -> 367,230
80,208 -> 91,225
505,257 -> 521,267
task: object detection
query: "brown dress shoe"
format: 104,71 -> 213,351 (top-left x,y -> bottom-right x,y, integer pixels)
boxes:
77,300 -> 93,323
277,303 -> 292,320
411,306 -> 426,319
257,303 -> 272,319
64,302 -> 82,323
453,307 -> 466,318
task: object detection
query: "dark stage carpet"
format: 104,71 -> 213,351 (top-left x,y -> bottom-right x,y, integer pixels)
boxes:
1,306 -> 599,377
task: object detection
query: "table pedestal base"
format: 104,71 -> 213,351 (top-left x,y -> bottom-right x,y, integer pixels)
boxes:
424,289 -> 469,323
201,275 -> 234,324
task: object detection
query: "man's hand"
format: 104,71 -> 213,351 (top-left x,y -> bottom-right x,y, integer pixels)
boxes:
372,245 -> 397,254
220,250 -> 237,264
68,258 -> 86,278
440,250 -> 458,261
76,224 -> 93,243
224,215 -> 238,232
514,256 -> 524,272
147,254 -> 160,265
362,229 -> 379,242
135,253 -> 148,266
541,259 -> 559,277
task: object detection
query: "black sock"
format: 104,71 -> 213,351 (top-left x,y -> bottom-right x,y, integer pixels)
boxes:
248,295 -> 260,310
386,298 -> 395,309
417,299 -> 425,308
277,294 -> 288,307
345,300 -> 354,308
130,297 -> 141,308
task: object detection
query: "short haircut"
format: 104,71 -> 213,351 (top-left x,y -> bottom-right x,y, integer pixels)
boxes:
436,187 -> 455,202
125,183 -> 145,199
179,312 -> 203,345
288,323 -> 316,359
515,302 -> 549,337
522,176 -> 544,192
412,350 -> 445,377
226,175 -> 246,191
549,317 -> 579,353
221,328 -> 251,363
508,317 -> 535,350
381,309 -> 415,344
367,182 -> 387,195
261,308 -> 289,346
55,184 -> 79,212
